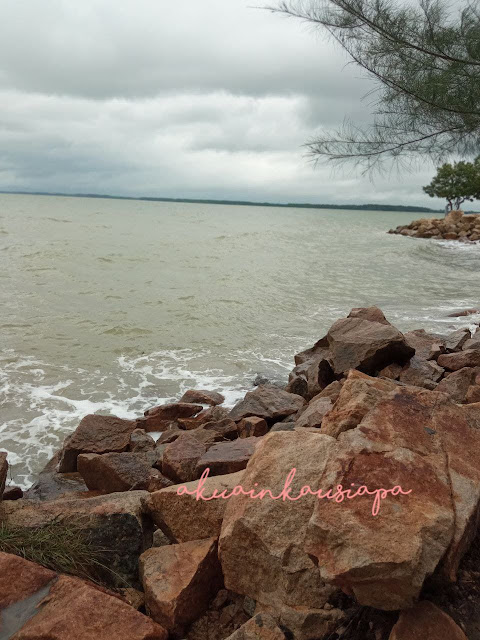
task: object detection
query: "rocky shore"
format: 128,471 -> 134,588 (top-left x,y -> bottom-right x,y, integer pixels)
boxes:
389,209 -> 480,242
2,306 -> 480,639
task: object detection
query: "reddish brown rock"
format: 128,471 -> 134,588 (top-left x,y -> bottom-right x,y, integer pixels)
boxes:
321,370 -> 397,439
78,452 -> 153,493
286,344 -> 334,401
58,414 -> 138,472
404,329 -> 445,360
178,405 -> 230,430
162,433 -> 207,483
147,470 -> 175,492
140,538 -> 222,635
436,367 -> 479,403
398,355 -> 444,389
3,485 -> 23,500
466,385 -> 480,403
348,306 -> 389,324
229,386 -> 305,423
129,428 -> 156,453
295,395 -> 333,429
195,438 -> 258,477
156,428 -> 184,445
389,601 -> 467,640
179,389 -> 225,406
438,349 -> 480,371
378,363 -> 403,379
203,418 -> 239,440
444,328 -> 472,352
9,570 -> 167,640
225,613 -> 287,640
325,316 -> 414,376
447,308 -> 480,318
146,471 -> 245,542
0,552 -> 56,608
142,402 -> 203,431
0,451 -> 7,500
237,417 -> 268,438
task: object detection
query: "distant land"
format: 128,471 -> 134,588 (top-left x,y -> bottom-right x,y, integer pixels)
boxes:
0,189 -> 448,213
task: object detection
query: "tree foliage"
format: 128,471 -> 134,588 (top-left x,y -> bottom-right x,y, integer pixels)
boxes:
423,157 -> 480,209
270,0 -> 480,171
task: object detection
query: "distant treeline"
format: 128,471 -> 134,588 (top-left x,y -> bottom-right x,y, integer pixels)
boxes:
0,189 -> 445,213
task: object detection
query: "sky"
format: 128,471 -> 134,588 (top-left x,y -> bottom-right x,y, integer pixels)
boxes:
0,0 -> 447,207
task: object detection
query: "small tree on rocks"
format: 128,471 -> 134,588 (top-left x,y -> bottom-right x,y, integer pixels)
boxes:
423,157 -> 480,211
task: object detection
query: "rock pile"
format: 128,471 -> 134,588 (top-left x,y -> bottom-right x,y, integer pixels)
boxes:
388,209 -> 480,242
3,311 -> 480,639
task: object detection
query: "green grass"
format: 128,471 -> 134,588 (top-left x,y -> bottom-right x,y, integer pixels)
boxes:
0,520 -> 119,586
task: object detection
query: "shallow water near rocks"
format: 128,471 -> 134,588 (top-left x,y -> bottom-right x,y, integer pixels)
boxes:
0,193 -> 479,487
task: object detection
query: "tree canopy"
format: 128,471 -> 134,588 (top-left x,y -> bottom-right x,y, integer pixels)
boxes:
271,0 -> 480,171
423,157 -> 480,210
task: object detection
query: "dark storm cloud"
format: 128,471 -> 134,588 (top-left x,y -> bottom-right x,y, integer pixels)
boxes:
0,0 -> 443,207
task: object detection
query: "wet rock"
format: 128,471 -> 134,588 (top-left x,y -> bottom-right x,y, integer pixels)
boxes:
316,380 -> 343,403
444,328 -> 472,352
0,452 -> 7,500
378,363 -> 403,379
153,528 -> 172,547
156,428 -> 184,445
285,349 -> 334,401
3,485 -> 24,501
146,471 -> 245,542
178,406 -> 230,430
347,306 -> 390,324
203,418 -> 239,440
2,491 -> 151,589
179,390 -> 225,406
389,601 -> 467,639
269,422 -> 296,432
24,452 -> 89,502
447,308 -> 480,318
436,367 -> 479,403
195,438 -> 258,477
140,537 -> 222,636
129,428 -> 156,453
147,469 -> 175,492
295,395 -> 333,429
438,349 -> 480,371
142,403 -> 203,432
224,613 -> 287,640
0,552 -> 56,608
58,414 -> 138,472
78,452 -> 152,493
398,355 -> 444,389
237,417 -> 268,438
162,433 -> 207,483
466,385 -> 480,403
229,386 -> 305,423
219,431 -> 344,640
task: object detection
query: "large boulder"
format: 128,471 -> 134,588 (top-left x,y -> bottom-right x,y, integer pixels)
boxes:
146,472 -> 244,542
404,329 -> 445,360
141,402 -> 203,431
229,386 -> 305,423
436,367 -> 479,403
195,438 -> 258,477
389,601 -> 467,640
219,431 -> 345,640
58,415 -> 138,472
295,395 -> 333,429
237,417 -> 268,438
1,491 -> 152,588
140,538 -> 222,636
179,390 -> 225,406
129,428 -> 156,453
162,433 -> 207,483
0,554 -> 167,640
438,350 -> 480,371
398,355 -> 444,389
78,452 -> 153,493
0,452 -> 7,500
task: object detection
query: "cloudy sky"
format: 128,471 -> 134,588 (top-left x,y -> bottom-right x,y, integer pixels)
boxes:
0,0 -> 445,207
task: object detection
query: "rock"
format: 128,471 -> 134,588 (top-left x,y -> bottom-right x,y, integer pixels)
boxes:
378,363 -> 403,379
24,451 -> 90,502
444,328 -> 471,352
129,428 -> 156,453
305,386 -> 480,609
398,355 -> 444,389
203,418 -> 239,440
0,556 -> 167,640
466,385 -> 480,403
347,306 -> 390,324
464,331 -> 480,351
1,491 -> 151,588
229,386 -> 305,423
58,414 -> 138,472
286,346 -> 335,401
78,452 -> 153,493
140,538 -> 222,635
162,433 -> 207,483
438,349 -> 480,371
224,613 -> 287,640
219,431 -> 344,640
404,329 -> 445,360
321,370 -> 397,439
146,471 -> 245,542
325,316 -> 414,376
120,588 -> 146,611
0,452 -> 7,500
447,308 -> 480,318
3,485 -> 23,500
153,528 -> 172,547
156,428 -> 184,445
269,422 -> 296,432
147,470 -> 175,492
178,406 -> 230,430
316,380 -> 343,403
389,601 -> 467,639
179,390 -> 225,406
237,417 -> 268,438
142,402 -> 203,432
189,427 -> 227,448
436,367 -> 479,403
195,438 -> 258,477
295,395 -> 333,429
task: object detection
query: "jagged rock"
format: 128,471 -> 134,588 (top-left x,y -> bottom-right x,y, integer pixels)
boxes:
447,308 -> 480,318
146,471 -> 245,542
390,212 -> 480,243
0,554 -> 167,639
389,601 -> 467,639
466,385 -> 480,403
438,349 -> 480,371
464,331 -> 480,351
1,491 -> 151,588
24,451 -> 90,502
178,406 -> 230,430
444,328 -> 472,352
78,452 -> 152,493
404,329 -> 445,360
129,428 -> 156,453
140,538 -> 222,635
156,428 -> 184,445
0,452 -> 7,500
398,355 -> 444,389
378,363 -> 403,379
195,438 -> 258,477
237,417 -> 268,438
295,395 -> 333,429
58,415 -> 138,472
162,433 -> 207,483
141,402 -> 203,431
179,390 -> 225,406
348,306 -> 390,324
269,422 -> 296,432
229,386 -> 305,423
147,470 -> 175,492
224,613 -> 287,640
321,370 -> 397,439
436,367 -> 479,403
286,341 -> 334,401
203,418 -> 239,440
219,431 -> 344,640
